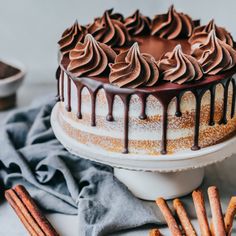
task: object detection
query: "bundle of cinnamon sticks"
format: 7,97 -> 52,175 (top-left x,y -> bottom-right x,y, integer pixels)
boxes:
150,186 -> 236,236
5,185 -> 59,236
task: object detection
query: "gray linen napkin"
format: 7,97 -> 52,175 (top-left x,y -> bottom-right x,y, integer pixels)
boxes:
0,96 -> 160,236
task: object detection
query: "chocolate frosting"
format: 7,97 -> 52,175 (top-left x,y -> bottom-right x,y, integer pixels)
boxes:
158,44 -> 203,84
87,10 -> 130,47
189,19 -> 234,47
68,34 -> 116,77
192,30 -> 236,75
58,20 -> 86,55
109,43 -> 159,88
124,10 -> 151,36
151,5 -> 194,39
107,8 -> 124,21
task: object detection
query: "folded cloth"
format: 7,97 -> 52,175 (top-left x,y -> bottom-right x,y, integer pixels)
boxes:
0,96 -> 159,236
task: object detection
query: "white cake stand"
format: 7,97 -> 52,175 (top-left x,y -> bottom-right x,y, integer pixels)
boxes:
51,103 -> 236,200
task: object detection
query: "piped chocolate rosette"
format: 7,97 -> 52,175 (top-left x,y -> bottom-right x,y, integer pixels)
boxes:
151,5 -> 194,39
56,7 -> 236,155
87,10 -> 131,47
158,45 -> 203,84
124,10 -> 151,36
109,43 -> 159,88
58,20 -> 87,55
68,34 -> 116,77
192,30 -> 236,75
189,19 -> 234,47
94,8 -> 124,22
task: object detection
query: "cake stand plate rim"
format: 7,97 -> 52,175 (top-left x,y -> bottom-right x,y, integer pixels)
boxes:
51,103 -> 236,172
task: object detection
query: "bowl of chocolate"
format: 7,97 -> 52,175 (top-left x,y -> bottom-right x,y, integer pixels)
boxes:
0,59 -> 25,110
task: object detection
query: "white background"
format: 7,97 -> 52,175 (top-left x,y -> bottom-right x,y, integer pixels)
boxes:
0,0 -> 236,86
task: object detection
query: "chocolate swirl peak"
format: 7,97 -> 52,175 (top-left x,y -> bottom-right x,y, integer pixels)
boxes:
192,30 -> 236,75
107,8 -> 124,21
158,45 -> 203,84
109,43 -> 159,88
94,8 -> 124,22
58,20 -> 86,55
189,19 -> 234,47
151,5 -> 194,39
87,10 -> 131,47
68,34 -> 116,77
124,10 -> 151,36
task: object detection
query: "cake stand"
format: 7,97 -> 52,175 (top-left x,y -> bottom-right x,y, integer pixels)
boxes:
51,103 -> 236,200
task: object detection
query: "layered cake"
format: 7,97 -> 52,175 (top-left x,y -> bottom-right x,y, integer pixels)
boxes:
55,6 -> 236,155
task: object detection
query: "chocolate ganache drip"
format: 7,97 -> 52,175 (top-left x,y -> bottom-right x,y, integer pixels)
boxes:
124,10 -> 151,36
158,45 -> 203,84
151,5 -> 194,39
68,34 -> 116,77
87,10 -> 131,47
189,19 -> 234,47
58,20 -> 86,55
109,42 -> 159,88
192,30 -> 236,75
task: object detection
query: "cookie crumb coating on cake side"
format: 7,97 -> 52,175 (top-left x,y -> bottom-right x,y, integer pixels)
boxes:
56,7 -> 236,155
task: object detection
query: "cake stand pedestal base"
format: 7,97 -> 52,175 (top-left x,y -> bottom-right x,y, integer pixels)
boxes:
114,168 -> 204,200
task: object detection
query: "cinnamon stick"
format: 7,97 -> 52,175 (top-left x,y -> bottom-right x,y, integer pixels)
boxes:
173,198 -> 197,236
208,186 -> 226,236
5,189 -> 40,236
149,228 -> 162,236
5,185 -> 59,236
192,189 -> 211,236
156,198 -> 182,236
224,196 -> 236,236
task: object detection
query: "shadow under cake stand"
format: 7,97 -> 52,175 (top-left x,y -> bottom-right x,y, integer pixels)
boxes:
51,103 -> 236,200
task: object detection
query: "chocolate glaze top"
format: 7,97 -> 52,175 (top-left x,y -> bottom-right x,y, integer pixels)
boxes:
58,7 -> 236,89
60,31 -> 236,91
